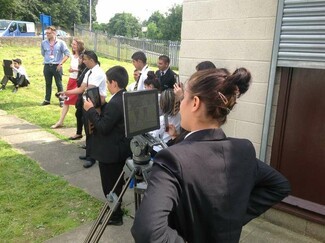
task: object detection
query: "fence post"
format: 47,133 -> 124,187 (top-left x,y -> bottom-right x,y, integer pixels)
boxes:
94,32 -> 98,52
117,36 -> 121,61
168,41 -> 176,67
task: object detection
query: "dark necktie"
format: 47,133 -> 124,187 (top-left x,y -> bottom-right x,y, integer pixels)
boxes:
86,70 -> 92,87
134,72 -> 141,91
161,71 -> 164,76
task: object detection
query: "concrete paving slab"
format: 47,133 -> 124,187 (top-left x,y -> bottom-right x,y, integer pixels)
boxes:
0,116 -> 42,136
1,131 -> 87,175
44,218 -> 134,243
241,218 -> 321,243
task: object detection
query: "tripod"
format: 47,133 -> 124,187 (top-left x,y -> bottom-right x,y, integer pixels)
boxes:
84,134 -> 167,243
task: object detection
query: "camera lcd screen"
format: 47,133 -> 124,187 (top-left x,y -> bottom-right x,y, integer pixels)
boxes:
86,87 -> 101,108
123,89 -> 160,138
3,59 -> 13,77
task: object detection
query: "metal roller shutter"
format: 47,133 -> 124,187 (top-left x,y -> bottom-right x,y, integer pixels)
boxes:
277,0 -> 325,69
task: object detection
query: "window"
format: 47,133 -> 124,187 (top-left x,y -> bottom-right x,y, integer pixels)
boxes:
18,23 -> 27,33
9,22 -> 17,32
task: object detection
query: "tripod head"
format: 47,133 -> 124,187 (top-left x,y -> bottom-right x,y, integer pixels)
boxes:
130,133 -> 168,165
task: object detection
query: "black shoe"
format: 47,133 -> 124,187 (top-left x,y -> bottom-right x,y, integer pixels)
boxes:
83,160 -> 95,168
69,134 -> 83,140
12,87 -> 18,93
41,101 -> 50,106
107,217 -> 123,226
59,101 -> 64,107
79,155 -> 87,160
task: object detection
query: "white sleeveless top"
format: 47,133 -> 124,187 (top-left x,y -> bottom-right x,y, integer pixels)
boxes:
69,55 -> 79,79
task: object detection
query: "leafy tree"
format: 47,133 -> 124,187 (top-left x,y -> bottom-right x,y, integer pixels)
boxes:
107,13 -> 141,37
146,22 -> 163,40
162,5 -> 182,41
145,11 -> 165,40
0,0 -> 182,40
92,22 -> 108,33
146,11 -> 165,27
0,0 -> 96,31
0,0 -> 40,21
78,0 -> 97,25
145,5 -> 182,41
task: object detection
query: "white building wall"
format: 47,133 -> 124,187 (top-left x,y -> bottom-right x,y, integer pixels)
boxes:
179,0 -> 278,156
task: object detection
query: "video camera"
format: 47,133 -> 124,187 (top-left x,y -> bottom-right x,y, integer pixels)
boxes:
123,89 -> 167,164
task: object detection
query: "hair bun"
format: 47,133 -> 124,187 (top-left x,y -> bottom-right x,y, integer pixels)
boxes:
147,71 -> 155,79
232,68 -> 251,96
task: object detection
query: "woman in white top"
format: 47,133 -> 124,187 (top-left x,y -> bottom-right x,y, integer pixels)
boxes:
51,38 -> 85,130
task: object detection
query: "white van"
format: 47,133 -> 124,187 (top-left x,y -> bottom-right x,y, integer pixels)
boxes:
0,19 -> 35,37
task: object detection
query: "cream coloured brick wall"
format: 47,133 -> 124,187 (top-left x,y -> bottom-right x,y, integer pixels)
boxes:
179,0 -> 278,155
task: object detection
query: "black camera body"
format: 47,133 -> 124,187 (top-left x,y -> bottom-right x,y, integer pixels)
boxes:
55,92 -> 69,101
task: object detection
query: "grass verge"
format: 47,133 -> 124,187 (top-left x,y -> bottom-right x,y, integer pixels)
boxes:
0,140 -> 102,242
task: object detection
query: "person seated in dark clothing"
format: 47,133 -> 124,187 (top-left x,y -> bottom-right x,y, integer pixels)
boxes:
1,58 -> 30,92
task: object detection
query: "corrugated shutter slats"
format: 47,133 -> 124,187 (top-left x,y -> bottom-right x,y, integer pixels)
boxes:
277,0 -> 325,68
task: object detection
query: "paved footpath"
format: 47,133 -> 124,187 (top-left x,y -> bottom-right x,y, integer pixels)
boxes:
0,109 -> 321,243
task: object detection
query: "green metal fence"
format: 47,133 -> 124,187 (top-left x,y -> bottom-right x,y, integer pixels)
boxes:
74,25 -> 180,69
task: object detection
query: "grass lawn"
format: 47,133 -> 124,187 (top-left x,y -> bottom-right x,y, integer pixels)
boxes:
0,44 -> 137,241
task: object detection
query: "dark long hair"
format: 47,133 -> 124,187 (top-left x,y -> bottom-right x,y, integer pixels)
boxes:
83,50 -> 100,66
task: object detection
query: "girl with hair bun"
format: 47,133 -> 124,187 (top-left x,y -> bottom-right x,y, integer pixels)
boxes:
132,68 -> 291,243
144,71 -> 161,90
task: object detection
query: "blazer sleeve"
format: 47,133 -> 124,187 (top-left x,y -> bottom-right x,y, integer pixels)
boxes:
243,159 -> 291,224
86,101 -> 122,135
131,150 -> 186,243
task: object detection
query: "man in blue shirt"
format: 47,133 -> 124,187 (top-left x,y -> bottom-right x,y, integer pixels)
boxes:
41,26 -> 70,107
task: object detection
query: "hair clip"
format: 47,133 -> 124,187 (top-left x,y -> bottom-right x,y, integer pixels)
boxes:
218,92 -> 228,105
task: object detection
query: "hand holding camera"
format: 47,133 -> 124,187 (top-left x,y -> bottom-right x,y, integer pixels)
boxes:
83,95 -> 94,111
55,92 -> 69,101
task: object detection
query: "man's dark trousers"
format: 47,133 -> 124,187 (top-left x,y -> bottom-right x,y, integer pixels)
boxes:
43,64 -> 63,102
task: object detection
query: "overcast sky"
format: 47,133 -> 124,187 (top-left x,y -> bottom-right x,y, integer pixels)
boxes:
96,0 -> 183,23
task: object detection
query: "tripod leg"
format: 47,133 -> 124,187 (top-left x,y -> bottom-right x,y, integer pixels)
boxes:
84,168 -> 137,243
83,201 -> 111,243
84,169 -> 126,243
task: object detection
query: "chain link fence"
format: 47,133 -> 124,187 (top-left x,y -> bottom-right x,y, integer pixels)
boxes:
74,25 -> 180,69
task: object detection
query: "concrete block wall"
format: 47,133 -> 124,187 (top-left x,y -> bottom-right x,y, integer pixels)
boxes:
179,1 -> 325,240
179,0 -> 279,156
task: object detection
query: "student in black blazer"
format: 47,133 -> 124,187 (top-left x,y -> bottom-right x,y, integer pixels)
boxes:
155,55 -> 177,91
84,66 -> 132,226
131,68 -> 291,242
